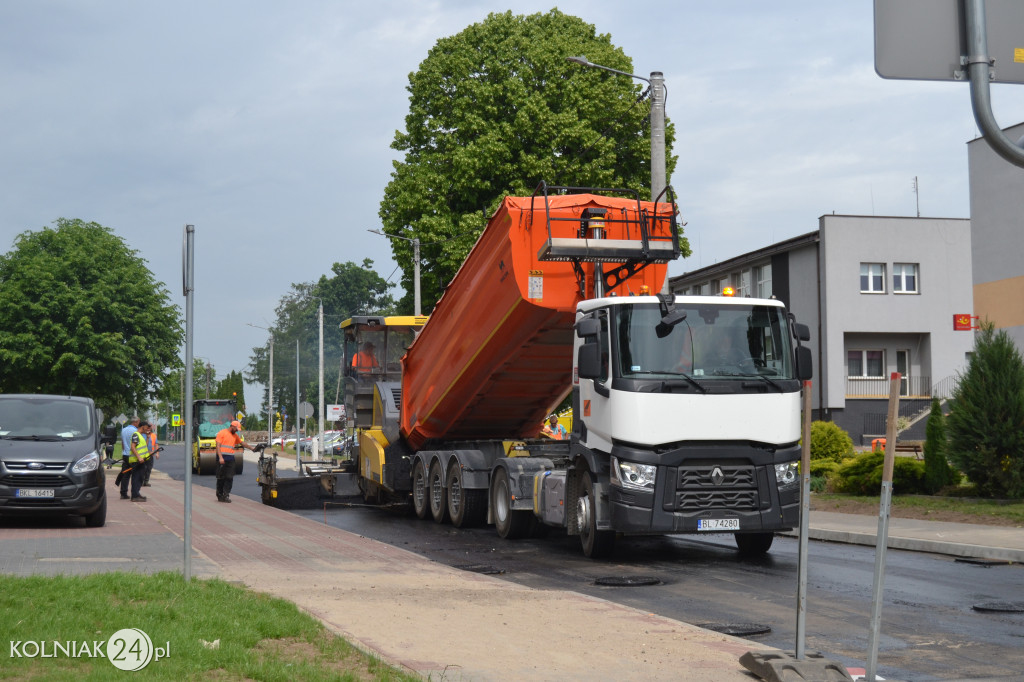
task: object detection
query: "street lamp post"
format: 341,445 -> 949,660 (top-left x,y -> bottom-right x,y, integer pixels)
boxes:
369,229 -> 421,316
567,56 -> 669,293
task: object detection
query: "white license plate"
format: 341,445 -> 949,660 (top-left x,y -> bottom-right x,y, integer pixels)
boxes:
698,518 -> 740,531
16,489 -> 55,498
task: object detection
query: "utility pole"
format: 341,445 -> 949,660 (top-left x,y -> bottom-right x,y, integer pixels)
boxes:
205,362 -> 211,399
318,299 -> 325,456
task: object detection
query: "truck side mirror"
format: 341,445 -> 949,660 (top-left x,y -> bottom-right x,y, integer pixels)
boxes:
101,425 -> 118,444
795,346 -> 813,381
577,342 -> 602,379
793,322 -> 810,342
575,317 -> 600,339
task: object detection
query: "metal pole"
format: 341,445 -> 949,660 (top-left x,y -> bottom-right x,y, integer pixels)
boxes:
866,372 -> 902,681
650,71 -> 666,203
318,300 -> 325,457
183,224 -> 195,581
413,238 -> 421,317
295,339 -> 300,471
268,335 -> 274,447
205,363 -> 211,399
795,379 -> 812,660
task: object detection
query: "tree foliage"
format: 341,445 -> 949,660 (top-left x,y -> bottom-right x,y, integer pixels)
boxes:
245,260 -> 395,424
923,397 -> 957,493
809,420 -> 855,462
947,322 -> 1024,498
380,9 -> 686,312
0,219 -> 182,416
833,451 -> 928,495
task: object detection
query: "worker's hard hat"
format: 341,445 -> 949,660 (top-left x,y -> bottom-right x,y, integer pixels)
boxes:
230,420 -> 243,430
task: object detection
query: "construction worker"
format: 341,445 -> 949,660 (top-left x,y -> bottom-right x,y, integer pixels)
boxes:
352,341 -> 380,373
542,414 -> 567,440
141,422 -> 159,487
119,416 -> 140,499
215,420 -> 254,502
128,421 -> 153,502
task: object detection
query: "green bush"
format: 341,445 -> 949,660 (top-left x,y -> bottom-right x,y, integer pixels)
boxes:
810,420 -> 855,462
924,397 -> 957,493
809,459 -> 842,493
833,451 -> 928,495
947,322 -> 1024,498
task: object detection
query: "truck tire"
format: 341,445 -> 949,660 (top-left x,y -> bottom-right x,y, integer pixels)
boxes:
447,465 -> 487,528
412,460 -> 430,520
491,467 -> 530,539
734,532 -> 774,555
578,470 -> 614,558
428,460 -> 449,524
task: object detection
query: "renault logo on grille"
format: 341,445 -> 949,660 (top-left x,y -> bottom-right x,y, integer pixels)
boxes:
710,467 -> 725,485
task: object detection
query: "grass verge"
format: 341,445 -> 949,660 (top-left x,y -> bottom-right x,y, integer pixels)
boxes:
0,571 -> 416,681
813,492 -> 1024,526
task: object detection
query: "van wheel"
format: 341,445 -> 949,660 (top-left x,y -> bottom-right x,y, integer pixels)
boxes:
735,532 -> 774,555
84,494 -> 107,528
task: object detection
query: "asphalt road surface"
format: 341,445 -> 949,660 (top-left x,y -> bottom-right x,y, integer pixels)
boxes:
157,444 -> 1024,681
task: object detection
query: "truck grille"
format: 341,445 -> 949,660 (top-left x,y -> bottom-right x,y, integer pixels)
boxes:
672,465 -> 759,512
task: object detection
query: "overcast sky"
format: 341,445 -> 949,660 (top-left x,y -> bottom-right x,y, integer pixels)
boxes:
3,1 -> 1023,414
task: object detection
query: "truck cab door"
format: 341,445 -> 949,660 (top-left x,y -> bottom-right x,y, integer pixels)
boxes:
575,310 -> 613,451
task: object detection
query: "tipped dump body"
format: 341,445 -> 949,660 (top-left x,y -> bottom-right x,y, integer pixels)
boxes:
400,192 -> 675,451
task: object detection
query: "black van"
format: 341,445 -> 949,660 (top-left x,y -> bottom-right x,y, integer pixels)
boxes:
0,394 -> 116,527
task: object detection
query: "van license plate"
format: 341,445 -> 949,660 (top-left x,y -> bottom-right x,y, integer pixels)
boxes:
698,518 -> 739,531
16,489 -> 55,498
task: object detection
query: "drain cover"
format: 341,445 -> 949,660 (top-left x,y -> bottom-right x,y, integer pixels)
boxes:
697,623 -> 772,637
594,575 -> 662,587
454,564 -> 505,575
972,601 -> 1024,613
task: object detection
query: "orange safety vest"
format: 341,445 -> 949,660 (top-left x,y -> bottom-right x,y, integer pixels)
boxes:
215,428 -> 242,459
352,351 -> 379,372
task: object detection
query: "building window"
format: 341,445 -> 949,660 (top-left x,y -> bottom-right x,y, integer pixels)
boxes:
860,263 -> 886,293
893,263 -> 919,294
735,269 -> 751,297
709,279 -> 721,295
754,263 -> 772,298
848,350 -> 885,377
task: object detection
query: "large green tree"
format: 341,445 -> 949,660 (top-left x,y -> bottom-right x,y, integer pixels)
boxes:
380,9 -> 685,312
0,219 -> 182,416
245,260 -> 395,424
947,322 -> 1024,498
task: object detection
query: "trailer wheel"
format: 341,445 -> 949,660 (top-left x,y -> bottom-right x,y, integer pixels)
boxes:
234,457 -> 244,476
411,460 -> 430,520
734,532 -> 774,556
447,465 -> 486,528
491,468 -> 530,539
428,460 -> 449,524
578,470 -> 615,558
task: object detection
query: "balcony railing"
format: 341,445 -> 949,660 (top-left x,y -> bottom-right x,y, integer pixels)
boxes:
846,375 -> 932,398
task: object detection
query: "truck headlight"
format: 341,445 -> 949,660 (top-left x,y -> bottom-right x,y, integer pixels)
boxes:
72,451 -> 100,474
612,457 -> 657,491
774,462 -> 799,490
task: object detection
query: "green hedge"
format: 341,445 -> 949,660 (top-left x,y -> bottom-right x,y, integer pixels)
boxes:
833,451 -> 928,495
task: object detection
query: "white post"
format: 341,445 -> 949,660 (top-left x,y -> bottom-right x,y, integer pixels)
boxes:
318,300 -> 325,457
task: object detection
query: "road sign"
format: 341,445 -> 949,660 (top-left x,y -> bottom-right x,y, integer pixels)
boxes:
874,0 -> 1024,84
171,414 -> 182,427
327,404 -> 345,420
298,401 -> 314,419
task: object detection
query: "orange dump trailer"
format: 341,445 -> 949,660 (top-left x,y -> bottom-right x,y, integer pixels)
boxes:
400,191 -> 676,451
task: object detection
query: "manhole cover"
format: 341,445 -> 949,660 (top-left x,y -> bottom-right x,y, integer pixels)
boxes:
972,601 -> 1024,613
594,575 -> 661,587
696,623 -> 772,637
955,557 -> 1012,567
454,564 -> 505,575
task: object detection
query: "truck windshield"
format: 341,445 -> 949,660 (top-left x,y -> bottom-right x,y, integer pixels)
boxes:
613,303 -> 795,380
196,403 -> 234,438
0,397 -> 92,439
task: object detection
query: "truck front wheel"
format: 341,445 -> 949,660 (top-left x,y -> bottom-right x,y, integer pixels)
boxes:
578,470 -> 615,558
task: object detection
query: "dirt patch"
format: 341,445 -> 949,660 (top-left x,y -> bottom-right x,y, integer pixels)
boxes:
810,497 -> 1021,527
